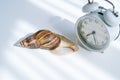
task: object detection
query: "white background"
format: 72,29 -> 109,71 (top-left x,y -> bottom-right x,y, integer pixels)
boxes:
0,0 -> 120,80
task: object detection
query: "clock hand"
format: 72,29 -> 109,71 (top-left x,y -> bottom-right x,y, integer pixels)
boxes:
93,33 -> 97,45
86,33 -> 92,36
87,31 -> 96,36
87,31 -> 97,45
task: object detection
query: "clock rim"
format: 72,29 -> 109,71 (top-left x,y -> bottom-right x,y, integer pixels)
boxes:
75,15 -> 110,52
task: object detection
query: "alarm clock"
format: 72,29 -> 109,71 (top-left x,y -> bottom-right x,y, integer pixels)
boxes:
75,0 -> 120,52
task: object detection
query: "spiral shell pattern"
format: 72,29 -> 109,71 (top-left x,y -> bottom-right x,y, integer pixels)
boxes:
19,30 -> 61,50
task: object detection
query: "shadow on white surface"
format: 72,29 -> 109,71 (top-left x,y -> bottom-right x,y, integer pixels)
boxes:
3,62 -> 30,80
1,0 -> 120,80
47,16 -> 76,41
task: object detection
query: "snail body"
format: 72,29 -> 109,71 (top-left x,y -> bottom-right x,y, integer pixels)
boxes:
18,30 -> 78,55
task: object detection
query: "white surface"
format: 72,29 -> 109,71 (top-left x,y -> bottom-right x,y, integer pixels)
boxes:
1,0 -> 120,80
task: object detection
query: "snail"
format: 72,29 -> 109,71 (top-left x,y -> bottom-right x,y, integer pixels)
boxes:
18,30 -> 78,55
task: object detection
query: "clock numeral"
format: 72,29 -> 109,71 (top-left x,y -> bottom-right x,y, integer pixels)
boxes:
104,31 -> 108,34
105,37 -> 108,40
102,41 -> 104,44
101,25 -> 104,27
95,20 -> 99,24
84,21 -> 88,24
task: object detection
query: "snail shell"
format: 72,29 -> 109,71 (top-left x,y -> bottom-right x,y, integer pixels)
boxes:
19,30 -> 61,50
18,30 -> 78,55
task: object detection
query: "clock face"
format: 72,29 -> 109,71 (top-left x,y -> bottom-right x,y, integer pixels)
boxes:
76,16 -> 110,51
